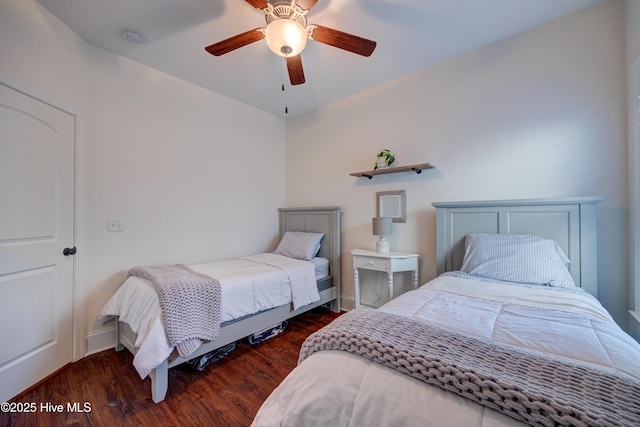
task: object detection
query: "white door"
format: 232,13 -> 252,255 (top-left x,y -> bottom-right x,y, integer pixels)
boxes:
0,83 -> 75,402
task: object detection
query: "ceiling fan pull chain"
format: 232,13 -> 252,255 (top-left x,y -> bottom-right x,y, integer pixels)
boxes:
281,57 -> 289,115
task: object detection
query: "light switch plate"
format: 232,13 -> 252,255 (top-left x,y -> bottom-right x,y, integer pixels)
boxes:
107,217 -> 125,232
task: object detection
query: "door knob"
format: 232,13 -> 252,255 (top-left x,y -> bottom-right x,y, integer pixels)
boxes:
63,247 -> 77,256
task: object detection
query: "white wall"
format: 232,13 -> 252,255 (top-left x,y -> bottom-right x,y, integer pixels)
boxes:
0,0 -> 91,111
85,49 -> 287,343
0,0 -> 288,354
287,1 -> 629,326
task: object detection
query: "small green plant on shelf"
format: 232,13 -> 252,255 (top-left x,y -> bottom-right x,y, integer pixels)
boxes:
374,149 -> 396,170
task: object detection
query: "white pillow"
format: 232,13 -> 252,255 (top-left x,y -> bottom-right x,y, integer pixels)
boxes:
274,231 -> 324,261
460,233 -> 576,288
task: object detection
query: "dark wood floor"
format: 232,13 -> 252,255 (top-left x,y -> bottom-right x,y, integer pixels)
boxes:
1,307 -> 341,427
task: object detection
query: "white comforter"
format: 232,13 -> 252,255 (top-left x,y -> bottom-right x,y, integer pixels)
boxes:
99,253 -> 319,378
252,275 -> 640,427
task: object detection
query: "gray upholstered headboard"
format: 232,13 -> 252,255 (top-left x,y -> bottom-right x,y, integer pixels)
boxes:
278,206 -> 342,300
432,197 -> 602,296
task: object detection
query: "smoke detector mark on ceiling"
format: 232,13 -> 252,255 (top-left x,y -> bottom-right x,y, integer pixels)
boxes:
121,30 -> 144,44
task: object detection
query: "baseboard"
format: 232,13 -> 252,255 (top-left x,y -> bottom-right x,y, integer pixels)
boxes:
86,326 -> 116,356
341,296 -> 355,311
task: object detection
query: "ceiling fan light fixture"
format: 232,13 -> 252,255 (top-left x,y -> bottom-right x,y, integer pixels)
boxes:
265,19 -> 307,57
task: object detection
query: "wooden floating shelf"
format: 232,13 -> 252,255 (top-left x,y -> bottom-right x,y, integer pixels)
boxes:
349,163 -> 435,179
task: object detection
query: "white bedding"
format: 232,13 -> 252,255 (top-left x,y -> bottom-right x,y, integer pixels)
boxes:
252,275 -> 640,427
100,254 -> 322,378
308,257 -> 329,280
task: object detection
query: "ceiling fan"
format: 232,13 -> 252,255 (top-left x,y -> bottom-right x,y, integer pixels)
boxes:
205,0 -> 377,86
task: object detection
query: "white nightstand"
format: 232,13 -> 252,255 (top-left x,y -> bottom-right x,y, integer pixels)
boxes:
351,249 -> 420,310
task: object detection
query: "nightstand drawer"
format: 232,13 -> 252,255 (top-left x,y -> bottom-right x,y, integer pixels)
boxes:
356,257 -> 387,271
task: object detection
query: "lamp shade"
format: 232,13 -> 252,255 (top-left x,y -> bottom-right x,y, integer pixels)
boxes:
372,217 -> 393,237
265,19 -> 308,57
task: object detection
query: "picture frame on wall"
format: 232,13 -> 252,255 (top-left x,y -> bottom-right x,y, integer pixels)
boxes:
377,190 -> 406,223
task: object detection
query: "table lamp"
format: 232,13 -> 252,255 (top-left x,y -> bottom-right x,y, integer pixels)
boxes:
372,216 -> 393,253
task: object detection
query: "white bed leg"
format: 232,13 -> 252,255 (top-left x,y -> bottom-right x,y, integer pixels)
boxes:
149,360 -> 169,404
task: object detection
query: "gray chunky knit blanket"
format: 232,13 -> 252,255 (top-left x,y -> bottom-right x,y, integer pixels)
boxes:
128,264 -> 221,358
299,310 -> 640,427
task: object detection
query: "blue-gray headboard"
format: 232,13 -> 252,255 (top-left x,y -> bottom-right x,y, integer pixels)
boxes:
432,197 -> 602,296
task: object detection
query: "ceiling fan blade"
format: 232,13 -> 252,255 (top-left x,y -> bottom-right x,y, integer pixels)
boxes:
244,0 -> 268,9
296,0 -> 319,11
205,29 -> 265,56
309,25 -> 377,57
286,55 -> 306,85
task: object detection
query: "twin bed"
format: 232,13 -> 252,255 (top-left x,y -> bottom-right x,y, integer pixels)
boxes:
100,206 -> 341,403
101,198 -> 640,426
253,197 -> 640,426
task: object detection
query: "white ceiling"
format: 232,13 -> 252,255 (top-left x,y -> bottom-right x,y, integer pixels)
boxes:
37,0 -> 604,118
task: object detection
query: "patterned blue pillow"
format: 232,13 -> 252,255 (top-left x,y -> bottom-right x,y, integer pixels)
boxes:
460,233 -> 576,288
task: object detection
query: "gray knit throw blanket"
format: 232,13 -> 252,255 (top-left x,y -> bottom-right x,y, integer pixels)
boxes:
128,264 -> 221,358
299,310 -> 640,427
